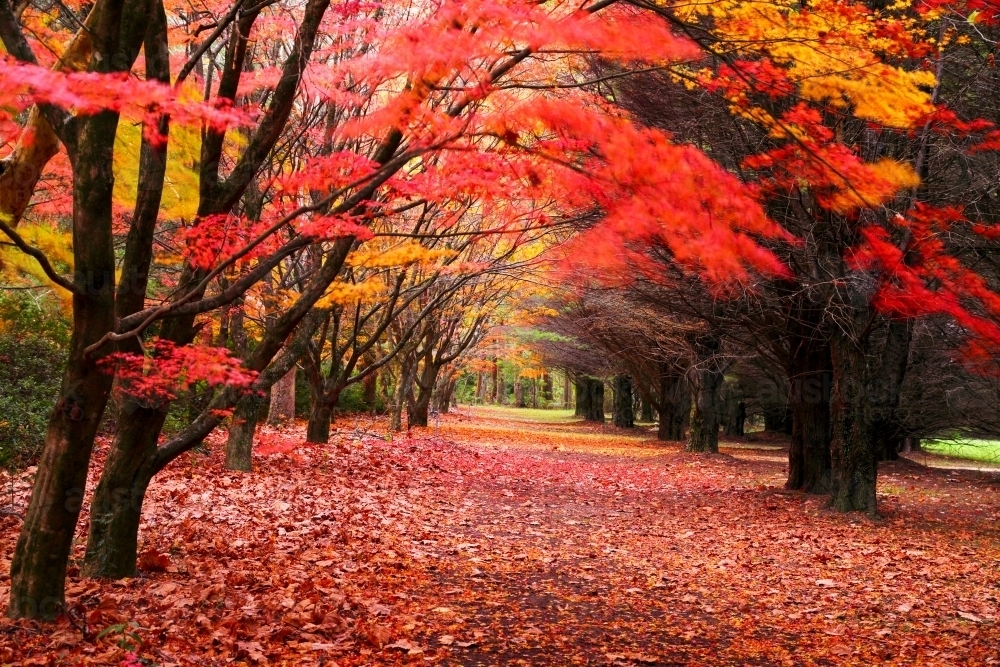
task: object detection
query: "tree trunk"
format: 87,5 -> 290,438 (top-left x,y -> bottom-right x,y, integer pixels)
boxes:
267,367 -> 296,425
720,379 -> 745,437
584,378 -> 605,422
408,391 -> 432,427
785,328 -> 833,494
640,394 -> 654,423
306,399 -> 335,444
657,368 -> 687,441
436,378 -> 456,413
514,380 -> 525,408
871,320 -> 912,462
224,392 -> 268,471
783,291 -> 833,494
390,358 -> 412,431
612,375 -> 634,428
687,336 -> 723,453
829,328 -> 878,514
574,377 -> 588,417
85,274 -> 338,581
362,368 -> 377,410
491,359 -> 499,403
563,370 -> 572,408
763,402 -> 792,433
542,373 -> 554,403
82,402 -> 165,578
724,401 -> 746,437
8,103 -> 122,618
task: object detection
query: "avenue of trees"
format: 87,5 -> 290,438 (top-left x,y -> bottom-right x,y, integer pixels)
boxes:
2,0 -> 1000,625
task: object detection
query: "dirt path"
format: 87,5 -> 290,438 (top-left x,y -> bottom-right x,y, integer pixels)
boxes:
381,410 -> 1000,666
2,409 -> 999,666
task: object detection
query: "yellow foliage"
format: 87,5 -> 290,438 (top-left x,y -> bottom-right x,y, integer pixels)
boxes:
347,242 -> 457,269
113,113 -> 201,221
314,279 -> 386,308
825,158 -> 920,213
0,221 -> 74,309
675,0 -> 935,129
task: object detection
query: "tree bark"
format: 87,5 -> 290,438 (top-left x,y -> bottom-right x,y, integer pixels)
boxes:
721,380 -> 745,437
435,377 -> 456,413
639,393 -> 654,423
657,367 -> 687,441
491,359 -> 499,403
829,327 -> 878,514
362,367 -> 377,409
408,391 -> 432,427
723,400 -> 746,437
542,373 -> 554,403
871,320 -> 912,462
584,378 -> 604,422
687,335 -> 723,453
785,299 -> 833,494
762,404 -> 791,433
267,367 -> 296,425
306,398 -> 335,444
224,392 -> 267,472
574,377 -> 588,417
786,351 -> 833,494
612,375 -> 634,428
7,82 -> 131,621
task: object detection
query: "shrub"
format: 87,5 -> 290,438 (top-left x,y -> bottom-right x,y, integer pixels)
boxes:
337,382 -> 386,414
0,333 -> 63,469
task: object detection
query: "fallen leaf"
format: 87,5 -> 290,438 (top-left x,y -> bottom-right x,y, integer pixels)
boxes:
138,548 -> 171,572
957,611 -> 983,623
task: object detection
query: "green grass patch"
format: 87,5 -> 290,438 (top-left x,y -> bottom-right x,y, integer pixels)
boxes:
464,405 -> 579,423
923,438 -> 1000,464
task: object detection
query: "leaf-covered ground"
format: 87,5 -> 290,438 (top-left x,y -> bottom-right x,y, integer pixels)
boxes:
2,407 -> 999,665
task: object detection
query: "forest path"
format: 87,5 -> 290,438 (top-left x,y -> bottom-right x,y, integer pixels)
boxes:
379,408 -> 1000,666
2,409 -> 999,666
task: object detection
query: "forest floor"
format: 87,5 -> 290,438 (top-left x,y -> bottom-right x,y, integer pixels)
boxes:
2,407 -> 1000,666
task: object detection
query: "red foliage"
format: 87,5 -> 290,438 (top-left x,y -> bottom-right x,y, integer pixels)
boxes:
0,57 -> 245,136
101,339 -> 257,405
849,205 -> 1000,373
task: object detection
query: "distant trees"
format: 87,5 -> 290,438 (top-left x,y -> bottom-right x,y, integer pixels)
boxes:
532,0 -> 1000,516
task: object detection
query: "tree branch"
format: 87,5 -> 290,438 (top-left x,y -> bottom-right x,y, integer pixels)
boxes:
0,218 -> 82,294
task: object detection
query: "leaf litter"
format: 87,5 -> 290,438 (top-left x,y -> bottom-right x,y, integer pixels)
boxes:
0,410 -> 998,665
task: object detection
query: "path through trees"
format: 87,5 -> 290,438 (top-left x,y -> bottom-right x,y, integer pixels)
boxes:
2,409 -> 997,664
